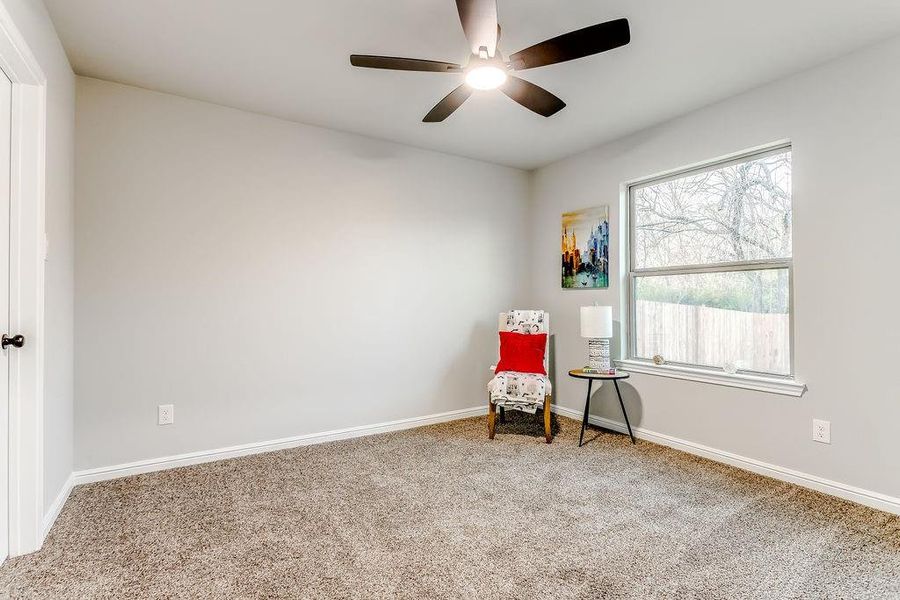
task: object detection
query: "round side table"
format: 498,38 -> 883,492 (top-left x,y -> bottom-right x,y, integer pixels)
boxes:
568,369 -> 635,447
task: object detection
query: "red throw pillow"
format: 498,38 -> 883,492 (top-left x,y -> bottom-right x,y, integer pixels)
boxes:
495,331 -> 547,375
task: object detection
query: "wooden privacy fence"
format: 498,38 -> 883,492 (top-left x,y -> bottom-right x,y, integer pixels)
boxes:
635,300 -> 790,374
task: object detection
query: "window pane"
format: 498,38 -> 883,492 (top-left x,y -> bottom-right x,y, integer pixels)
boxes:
633,150 -> 792,269
634,269 -> 790,375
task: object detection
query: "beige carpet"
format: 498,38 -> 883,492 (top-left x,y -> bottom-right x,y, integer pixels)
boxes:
1,413 -> 899,599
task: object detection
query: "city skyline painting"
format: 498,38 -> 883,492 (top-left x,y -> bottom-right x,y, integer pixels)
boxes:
562,206 -> 609,289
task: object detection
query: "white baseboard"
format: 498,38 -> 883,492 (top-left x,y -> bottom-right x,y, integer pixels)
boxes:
553,405 -> 900,516
41,473 -> 74,542
53,402 -> 899,543
73,405 -> 487,486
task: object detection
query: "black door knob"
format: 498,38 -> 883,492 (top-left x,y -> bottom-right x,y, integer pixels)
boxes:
2,334 -> 25,349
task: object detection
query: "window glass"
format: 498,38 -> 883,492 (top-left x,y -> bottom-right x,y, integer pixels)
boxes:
633,151 -> 792,269
634,269 -> 790,375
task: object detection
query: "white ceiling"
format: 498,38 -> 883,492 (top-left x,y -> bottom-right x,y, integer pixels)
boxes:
44,0 -> 900,169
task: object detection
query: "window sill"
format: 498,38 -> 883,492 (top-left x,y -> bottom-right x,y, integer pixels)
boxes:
616,359 -> 807,397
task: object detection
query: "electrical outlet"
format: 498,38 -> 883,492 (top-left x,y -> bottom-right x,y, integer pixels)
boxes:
158,404 -> 174,426
812,419 -> 830,444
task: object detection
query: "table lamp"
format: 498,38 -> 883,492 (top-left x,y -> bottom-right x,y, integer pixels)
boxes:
580,305 -> 613,372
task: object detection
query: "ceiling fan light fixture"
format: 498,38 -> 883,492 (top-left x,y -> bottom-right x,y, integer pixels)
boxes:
465,65 -> 507,90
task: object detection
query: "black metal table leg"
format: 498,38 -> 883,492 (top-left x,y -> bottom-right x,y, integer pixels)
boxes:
499,406 -> 505,423
578,379 -> 593,447
613,379 -> 636,444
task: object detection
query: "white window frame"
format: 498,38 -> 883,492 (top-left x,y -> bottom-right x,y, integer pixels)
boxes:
619,142 -> 806,397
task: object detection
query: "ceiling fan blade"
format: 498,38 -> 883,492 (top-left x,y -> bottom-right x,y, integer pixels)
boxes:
423,85 -> 473,122
499,76 -> 566,117
350,55 -> 462,73
455,0 -> 498,57
508,18 -> 630,71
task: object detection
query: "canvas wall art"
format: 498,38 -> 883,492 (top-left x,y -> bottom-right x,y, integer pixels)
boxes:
562,206 -> 609,288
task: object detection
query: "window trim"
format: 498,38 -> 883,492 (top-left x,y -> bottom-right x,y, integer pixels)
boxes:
615,359 -> 807,397
623,142 -> 804,395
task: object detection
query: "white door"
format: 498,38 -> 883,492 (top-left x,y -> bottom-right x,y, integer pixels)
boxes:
0,67 -> 11,563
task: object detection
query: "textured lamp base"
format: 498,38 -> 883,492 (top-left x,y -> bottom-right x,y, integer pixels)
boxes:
588,338 -> 610,371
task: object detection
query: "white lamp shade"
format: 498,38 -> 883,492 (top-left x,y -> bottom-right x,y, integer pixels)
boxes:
580,305 -> 613,338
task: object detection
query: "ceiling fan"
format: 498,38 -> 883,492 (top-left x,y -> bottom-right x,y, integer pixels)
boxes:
349,0 -> 630,122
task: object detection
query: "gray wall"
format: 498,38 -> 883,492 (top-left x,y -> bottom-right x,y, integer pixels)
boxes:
530,36 -> 900,498
74,77 -> 529,469
3,0 -> 75,513
73,34 -> 900,503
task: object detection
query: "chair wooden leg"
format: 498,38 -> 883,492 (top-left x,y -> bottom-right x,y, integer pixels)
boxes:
488,396 -> 496,440
544,395 -> 552,444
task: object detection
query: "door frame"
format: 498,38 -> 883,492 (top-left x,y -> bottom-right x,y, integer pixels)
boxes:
0,3 -> 47,557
